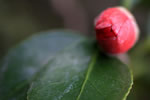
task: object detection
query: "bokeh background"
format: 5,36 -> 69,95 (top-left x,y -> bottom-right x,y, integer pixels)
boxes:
0,0 -> 150,99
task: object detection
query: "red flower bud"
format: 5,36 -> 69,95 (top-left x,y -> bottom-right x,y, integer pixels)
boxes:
95,7 -> 139,54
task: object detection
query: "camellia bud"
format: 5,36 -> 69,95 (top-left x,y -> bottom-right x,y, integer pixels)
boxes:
95,7 -> 139,54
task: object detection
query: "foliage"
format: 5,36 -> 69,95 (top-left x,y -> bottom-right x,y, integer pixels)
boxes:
0,30 -> 132,100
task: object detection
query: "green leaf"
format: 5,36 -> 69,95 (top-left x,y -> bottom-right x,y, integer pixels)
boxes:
0,30 -> 132,100
0,30 -> 84,100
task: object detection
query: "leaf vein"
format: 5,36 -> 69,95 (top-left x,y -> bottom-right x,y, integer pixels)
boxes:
76,51 -> 98,100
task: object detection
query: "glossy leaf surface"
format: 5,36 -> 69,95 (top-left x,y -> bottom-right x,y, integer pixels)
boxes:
0,30 -> 132,100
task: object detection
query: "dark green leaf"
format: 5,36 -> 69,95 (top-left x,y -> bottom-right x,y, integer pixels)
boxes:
27,38 -> 132,100
0,30 -> 132,100
0,30 -> 84,100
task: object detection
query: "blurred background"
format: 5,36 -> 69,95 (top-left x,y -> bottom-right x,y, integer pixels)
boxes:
0,0 -> 150,99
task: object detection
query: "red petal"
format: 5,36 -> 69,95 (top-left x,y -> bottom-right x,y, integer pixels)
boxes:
95,7 -> 139,54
